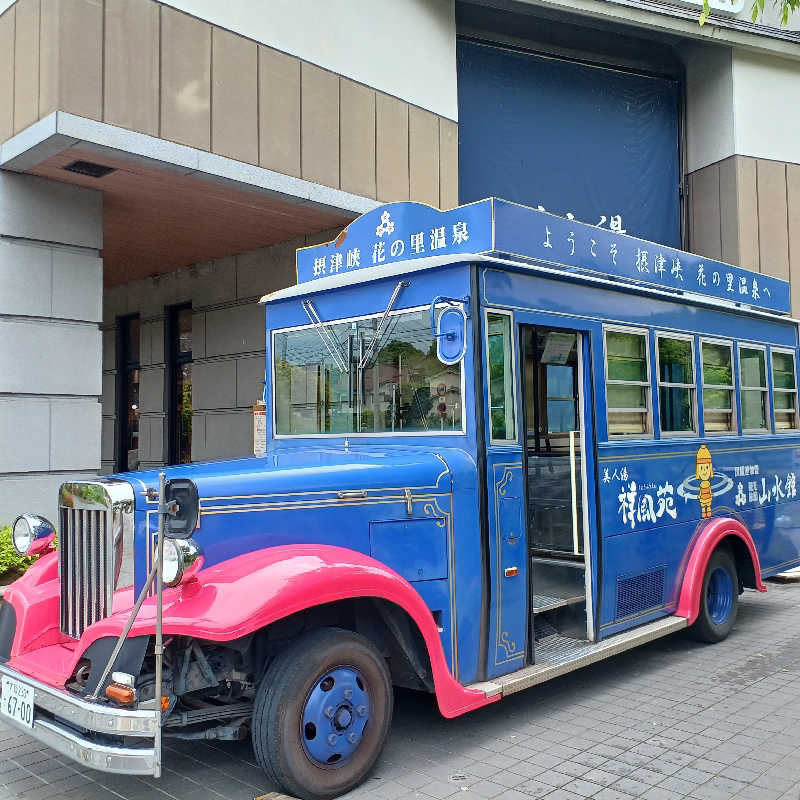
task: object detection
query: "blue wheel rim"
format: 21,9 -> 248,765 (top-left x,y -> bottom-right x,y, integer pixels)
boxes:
706,566 -> 734,625
301,666 -> 370,768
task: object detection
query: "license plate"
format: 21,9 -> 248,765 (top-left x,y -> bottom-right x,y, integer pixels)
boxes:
1,676 -> 34,729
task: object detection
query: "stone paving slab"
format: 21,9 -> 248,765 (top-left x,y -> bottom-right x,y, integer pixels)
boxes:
2,582 -> 800,799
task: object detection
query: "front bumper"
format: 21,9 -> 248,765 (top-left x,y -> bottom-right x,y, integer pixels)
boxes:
0,661 -> 159,775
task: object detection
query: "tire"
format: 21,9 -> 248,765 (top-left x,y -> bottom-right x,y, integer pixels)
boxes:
688,547 -> 739,643
252,627 -> 393,800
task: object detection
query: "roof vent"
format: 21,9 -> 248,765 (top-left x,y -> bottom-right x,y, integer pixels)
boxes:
63,160 -> 116,179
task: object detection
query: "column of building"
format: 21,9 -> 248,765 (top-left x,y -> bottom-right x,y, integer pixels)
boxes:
683,43 -> 800,311
0,171 -> 103,523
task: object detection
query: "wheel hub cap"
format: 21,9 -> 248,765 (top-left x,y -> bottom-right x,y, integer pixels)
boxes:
707,566 -> 734,625
302,667 -> 370,767
334,707 -> 352,730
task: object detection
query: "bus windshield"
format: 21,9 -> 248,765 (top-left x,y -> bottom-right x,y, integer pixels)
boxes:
273,307 -> 463,436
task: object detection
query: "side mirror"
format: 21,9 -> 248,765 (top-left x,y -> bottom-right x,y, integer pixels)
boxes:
430,297 -> 468,365
163,478 -> 199,538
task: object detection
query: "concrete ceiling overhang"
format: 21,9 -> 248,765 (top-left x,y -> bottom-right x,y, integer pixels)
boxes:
0,112 -> 377,287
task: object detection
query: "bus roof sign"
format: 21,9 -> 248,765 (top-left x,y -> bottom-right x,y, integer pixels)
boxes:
296,198 -> 791,315
297,199 -> 494,284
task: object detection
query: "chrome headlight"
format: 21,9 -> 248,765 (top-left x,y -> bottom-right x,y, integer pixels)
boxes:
12,514 -> 56,556
162,538 -> 203,587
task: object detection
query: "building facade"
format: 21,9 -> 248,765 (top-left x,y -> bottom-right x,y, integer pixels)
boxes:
0,0 -> 798,523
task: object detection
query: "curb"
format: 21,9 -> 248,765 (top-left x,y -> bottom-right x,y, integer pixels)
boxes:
772,567 -> 800,583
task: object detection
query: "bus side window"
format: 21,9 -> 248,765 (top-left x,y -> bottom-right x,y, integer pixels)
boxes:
771,349 -> 799,431
604,328 -> 651,438
701,340 -> 736,435
739,345 -> 770,433
656,334 -> 696,436
487,311 -> 517,443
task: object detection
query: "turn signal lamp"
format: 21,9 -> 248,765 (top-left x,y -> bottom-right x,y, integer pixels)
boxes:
105,683 -> 135,706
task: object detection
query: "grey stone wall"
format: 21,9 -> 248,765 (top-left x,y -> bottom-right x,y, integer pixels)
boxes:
0,171 -> 103,525
101,231 -> 334,472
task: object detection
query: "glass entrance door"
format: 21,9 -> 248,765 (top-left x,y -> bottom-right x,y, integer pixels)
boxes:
525,328 -> 583,557
523,326 -> 590,646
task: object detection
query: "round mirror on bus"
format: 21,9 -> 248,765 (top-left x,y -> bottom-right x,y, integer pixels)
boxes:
436,306 -> 467,365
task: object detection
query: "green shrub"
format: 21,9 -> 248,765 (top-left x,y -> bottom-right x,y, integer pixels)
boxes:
0,525 -> 35,579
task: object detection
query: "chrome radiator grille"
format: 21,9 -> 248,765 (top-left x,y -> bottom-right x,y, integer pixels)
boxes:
59,481 -> 134,639
59,507 -> 113,639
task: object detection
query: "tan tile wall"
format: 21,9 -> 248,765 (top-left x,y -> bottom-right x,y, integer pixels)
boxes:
300,62 -> 340,190
376,93 -> 409,202
13,0 -> 39,133
104,0 -> 159,136
211,26 -> 258,164
689,155 -> 800,313
41,0 -> 103,121
0,8 -> 13,142
409,107 -> 440,208
258,47 -> 301,178
160,6 -> 211,151
0,0 -> 459,210
340,79 -> 376,199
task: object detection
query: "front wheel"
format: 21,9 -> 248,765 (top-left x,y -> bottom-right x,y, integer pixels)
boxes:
252,627 -> 393,800
688,547 -> 739,643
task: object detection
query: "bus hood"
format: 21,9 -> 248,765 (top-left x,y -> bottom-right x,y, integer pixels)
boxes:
119,446 -> 453,507
114,447 -> 458,590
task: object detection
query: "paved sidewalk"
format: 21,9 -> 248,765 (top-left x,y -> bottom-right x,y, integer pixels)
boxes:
2,581 -> 800,800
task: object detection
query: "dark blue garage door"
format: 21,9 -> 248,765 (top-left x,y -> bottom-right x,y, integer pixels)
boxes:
457,39 -> 681,248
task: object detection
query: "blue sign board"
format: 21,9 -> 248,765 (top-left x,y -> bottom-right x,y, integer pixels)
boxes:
296,200 -> 493,285
492,200 -> 791,314
296,198 -> 791,315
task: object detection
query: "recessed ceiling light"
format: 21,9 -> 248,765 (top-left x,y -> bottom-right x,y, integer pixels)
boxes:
63,160 -> 116,179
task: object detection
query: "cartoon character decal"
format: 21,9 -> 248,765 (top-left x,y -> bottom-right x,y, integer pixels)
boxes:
696,444 -> 714,518
676,444 -> 733,517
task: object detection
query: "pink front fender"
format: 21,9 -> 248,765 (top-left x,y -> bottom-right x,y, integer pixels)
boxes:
676,517 -> 766,625
4,552 -> 66,657
85,545 -> 497,718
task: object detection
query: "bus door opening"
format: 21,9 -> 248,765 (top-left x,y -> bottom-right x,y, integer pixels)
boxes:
522,326 -> 593,652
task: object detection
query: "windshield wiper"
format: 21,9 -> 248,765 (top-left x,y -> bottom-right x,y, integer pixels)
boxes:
301,299 -> 349,373
357,281 -> 410,370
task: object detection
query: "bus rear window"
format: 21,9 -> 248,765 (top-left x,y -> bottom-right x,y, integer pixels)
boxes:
273,308 -> 463,436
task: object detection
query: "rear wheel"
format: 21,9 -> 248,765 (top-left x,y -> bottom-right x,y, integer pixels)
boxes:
688,547 -> 739,643
252,628 -> 393,800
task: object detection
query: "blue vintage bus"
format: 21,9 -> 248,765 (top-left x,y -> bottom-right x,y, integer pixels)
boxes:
2,198 -> 799,800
